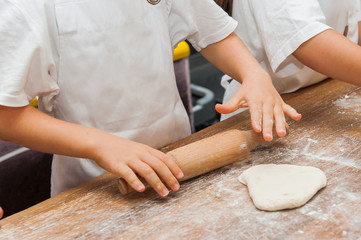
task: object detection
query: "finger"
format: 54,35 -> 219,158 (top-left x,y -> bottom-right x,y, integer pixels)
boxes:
215,88 -> 246,114
116,165 -> 146,193
274,105 -> 287,137
283,103 -> 302,121
142,153 -> 181,192
151,149 -> 184,180
262,103 -> 274,141
129,160 -> 169,197
248,102 -> 262,133
215,101 -> 239,114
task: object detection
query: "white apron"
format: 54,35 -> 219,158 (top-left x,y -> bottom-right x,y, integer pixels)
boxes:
0,0 -> 236,195
50,0 -> 191,195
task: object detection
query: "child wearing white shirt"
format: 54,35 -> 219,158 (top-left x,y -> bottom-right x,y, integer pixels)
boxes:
216,0 -> 361,120
0,0 -> 300,199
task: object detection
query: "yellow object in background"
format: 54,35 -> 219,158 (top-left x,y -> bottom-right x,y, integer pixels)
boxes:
173,41 -> 190,62
29,97 -> 38,107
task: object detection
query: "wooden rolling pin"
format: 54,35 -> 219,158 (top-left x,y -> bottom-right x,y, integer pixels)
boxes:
117,128 -> 283,195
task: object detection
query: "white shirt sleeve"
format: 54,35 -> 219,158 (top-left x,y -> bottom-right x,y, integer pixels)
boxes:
357,0 -> 361,22
345,0 -> 361,43
0,1 -> 59,109
168,0 -> 237,51
247,0 -> 331,72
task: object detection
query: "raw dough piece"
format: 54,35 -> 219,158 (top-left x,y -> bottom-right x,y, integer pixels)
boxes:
239,164 -> 327,211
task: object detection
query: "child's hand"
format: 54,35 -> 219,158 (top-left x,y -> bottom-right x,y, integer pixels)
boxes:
0,105 -> 183,198
215,72 -> 301,141
92,134 -> 184,197
200,32 -> 300,141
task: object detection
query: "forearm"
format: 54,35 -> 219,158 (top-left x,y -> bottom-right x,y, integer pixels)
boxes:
0,105 -> 103,160
200,32 -> 269,84
0,105 -> 184,197
293,29 -> 361,86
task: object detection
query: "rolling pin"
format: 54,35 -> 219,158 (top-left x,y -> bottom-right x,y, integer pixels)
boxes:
117,128 -> 284,195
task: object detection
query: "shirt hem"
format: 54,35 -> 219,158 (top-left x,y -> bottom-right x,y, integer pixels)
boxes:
270,22 -> 331,72
0,95 -> 30,107
191,19 -> 237,51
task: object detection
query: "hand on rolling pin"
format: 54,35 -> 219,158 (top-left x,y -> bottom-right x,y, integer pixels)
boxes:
93,135 -> 184,198
117,128 -> 287,195
0,106 -> 182,199
215,71 -> 301,141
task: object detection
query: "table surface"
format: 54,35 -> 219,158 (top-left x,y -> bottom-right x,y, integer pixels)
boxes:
1,79 -> 361,240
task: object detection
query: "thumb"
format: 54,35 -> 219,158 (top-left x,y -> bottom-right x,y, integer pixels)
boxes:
215,88 -> 247,114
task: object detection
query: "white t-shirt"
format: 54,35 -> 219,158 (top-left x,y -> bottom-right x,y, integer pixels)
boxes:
0,0 -> 237,195
222,0 -> 361,120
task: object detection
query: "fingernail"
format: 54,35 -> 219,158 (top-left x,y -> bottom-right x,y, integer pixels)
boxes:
177,172 -> 184,179
278,127 -> 286,136
161,189 -> 169,197
136,185 -> 145,192
171,184 -> 180,192
265,133 -> 273,141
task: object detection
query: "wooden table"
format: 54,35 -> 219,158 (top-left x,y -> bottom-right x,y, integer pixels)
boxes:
1,79 -> 360,239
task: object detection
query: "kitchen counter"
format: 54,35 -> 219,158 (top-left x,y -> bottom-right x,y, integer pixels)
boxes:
1,79 -> 360,239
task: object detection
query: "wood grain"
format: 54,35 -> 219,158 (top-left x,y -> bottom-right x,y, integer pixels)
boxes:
1,79 -> 360,239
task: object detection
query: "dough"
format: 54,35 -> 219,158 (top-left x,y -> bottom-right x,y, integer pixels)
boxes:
239,164 -> 327,211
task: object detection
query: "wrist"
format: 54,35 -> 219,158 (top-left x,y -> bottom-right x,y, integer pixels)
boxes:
78,127 -> 110,162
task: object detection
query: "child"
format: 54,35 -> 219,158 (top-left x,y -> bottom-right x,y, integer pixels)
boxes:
0,0 -> 300,198
215,0 -> 361,120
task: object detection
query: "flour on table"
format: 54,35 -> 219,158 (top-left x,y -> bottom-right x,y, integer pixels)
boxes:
239,164 -> 327,211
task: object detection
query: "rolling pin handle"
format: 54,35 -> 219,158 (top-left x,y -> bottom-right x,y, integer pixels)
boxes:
117,175 -> 148,195
117,177 -> 133,195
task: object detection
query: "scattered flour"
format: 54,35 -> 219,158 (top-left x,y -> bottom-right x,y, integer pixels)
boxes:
1,91 -> 361,239
334,92 -> 361,114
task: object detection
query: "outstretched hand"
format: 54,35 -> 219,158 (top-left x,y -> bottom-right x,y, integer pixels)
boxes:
199,32 -> 301,140
215,73 -> 301,141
